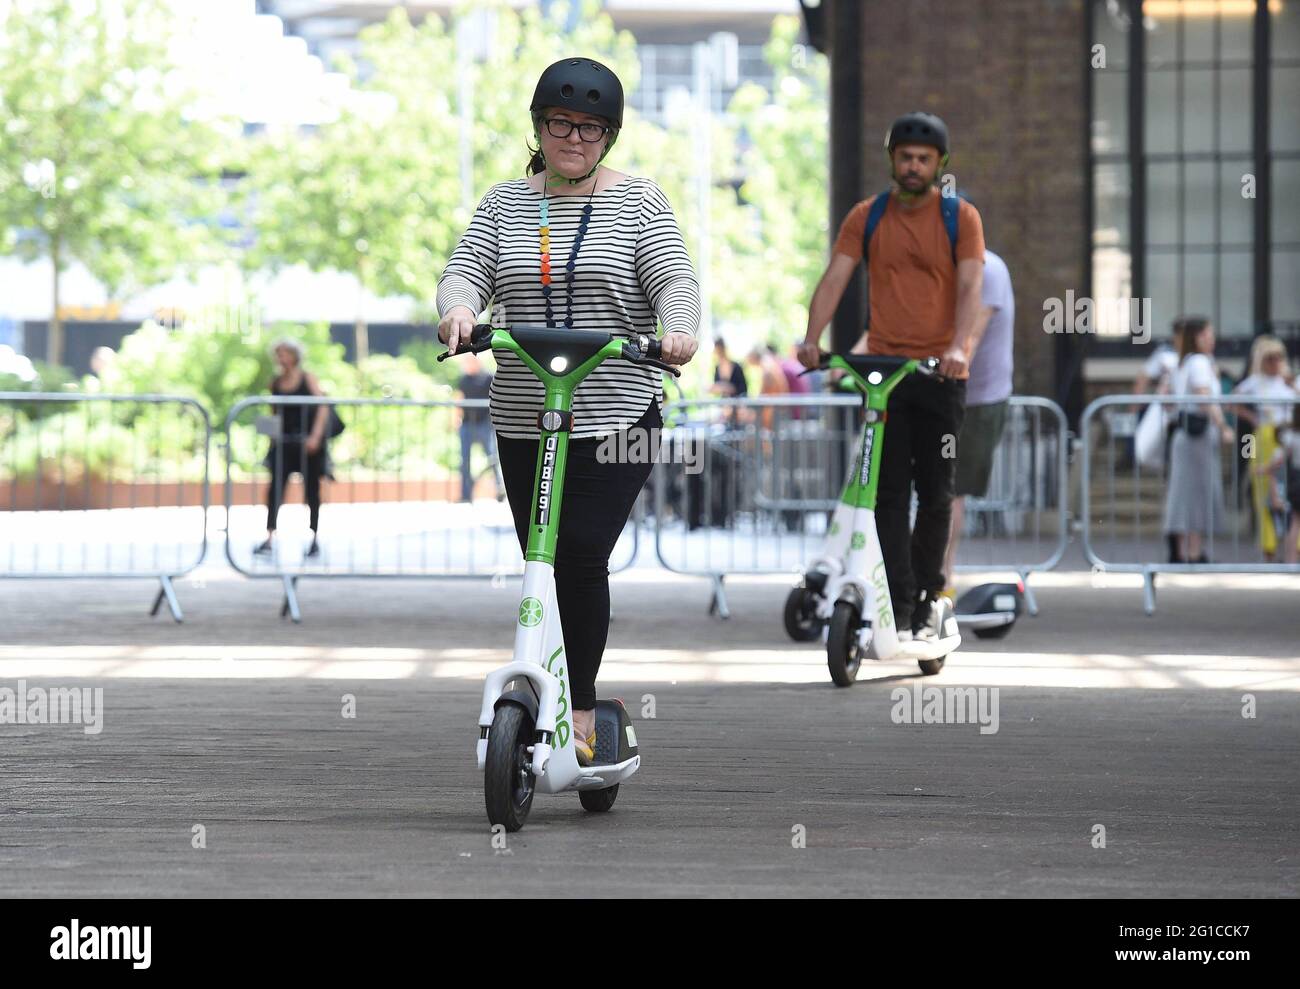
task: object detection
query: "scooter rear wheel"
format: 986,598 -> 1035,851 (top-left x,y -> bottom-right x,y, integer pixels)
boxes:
918,656 -> 946,676
827,601 -> 863,687
783,585 -> 824,642
485,703 -> 535,832
973,622 -> 1014,640
578,785 -> 619,813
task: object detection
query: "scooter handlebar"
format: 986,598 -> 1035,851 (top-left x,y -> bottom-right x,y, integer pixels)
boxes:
622,334 -> 681,378
802,351 -> 944,378
436,323 -> 495,361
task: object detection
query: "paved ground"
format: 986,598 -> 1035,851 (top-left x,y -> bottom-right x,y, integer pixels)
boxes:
1,565 -> 1297,897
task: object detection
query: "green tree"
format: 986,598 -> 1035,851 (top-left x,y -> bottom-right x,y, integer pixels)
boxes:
239,8 -> 464,363
719,15 -> 830,344
0,0 -> 233,367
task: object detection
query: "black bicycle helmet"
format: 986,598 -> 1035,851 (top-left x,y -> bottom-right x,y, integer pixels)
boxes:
530,58 -> 624,181
531,58 -> 623,128
884,111 -> 950,158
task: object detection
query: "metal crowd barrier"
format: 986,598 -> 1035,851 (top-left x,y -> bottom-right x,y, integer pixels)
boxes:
224,395 -> 638,621
651,394 -> 1071,618
1080,393 -> 1300,613
0,392 -> 211,621
950,396 -> 1071,616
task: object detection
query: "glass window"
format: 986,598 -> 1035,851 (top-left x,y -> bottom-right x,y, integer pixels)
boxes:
1147,250 -> 1181,329
1096,1 -> 1130,68
1218,67 -> 1252,152
1271,67 -> 1300,152
1095,162 -> 1132,244
1221,8 -> 1254,62
1272,251 -> 1300,321
1148,161 -> 1181,245
1220,159 -> 1254,244
1220,250 -> 1253,333
1181,68 -> 1216,153
1274,0 -> 1300,59
1146,69 -> 1179,153
1182,9 -> 1215,63
1184,252 -> 1217,316
1273,158 -> 1300,243
1146,10 -> 1179,67
1093,70 -> 1129,154
1185,160 -> 1217,245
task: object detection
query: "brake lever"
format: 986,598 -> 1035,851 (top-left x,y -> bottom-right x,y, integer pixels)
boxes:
642,357 -> 682,378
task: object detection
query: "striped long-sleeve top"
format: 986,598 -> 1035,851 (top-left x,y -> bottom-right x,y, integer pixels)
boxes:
435,175 -> 701,439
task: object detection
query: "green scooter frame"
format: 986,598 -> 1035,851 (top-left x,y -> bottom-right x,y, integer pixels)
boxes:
784,353 -> 962,686
439,323 -> 679,831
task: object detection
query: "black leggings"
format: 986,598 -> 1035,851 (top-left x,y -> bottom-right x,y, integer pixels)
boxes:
496,402 -> 659,710
266,442 -> 324,533
875,374 -> 966,626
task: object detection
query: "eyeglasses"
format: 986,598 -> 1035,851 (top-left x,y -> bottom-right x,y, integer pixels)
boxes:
542,116 -> 611,142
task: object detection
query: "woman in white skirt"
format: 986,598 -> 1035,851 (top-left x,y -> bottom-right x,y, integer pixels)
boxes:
1163,317 -> 1233,563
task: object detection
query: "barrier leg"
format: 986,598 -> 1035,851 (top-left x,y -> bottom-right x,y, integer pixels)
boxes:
708,573 -> 730,620
1143,570 -> 1156,616
150,575 -> 183,623
280,575 -> 302,624
1018,568 -> 1039,618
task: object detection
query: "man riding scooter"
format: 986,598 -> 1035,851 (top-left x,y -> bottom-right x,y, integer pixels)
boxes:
798,111 -> 985,643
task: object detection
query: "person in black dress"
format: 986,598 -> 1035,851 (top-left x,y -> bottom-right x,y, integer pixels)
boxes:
254,339 -> 333,557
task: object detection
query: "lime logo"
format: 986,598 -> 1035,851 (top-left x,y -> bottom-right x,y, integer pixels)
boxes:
518,597 -> 543,627
829,521 -> 840,536
851,532 -> 866,550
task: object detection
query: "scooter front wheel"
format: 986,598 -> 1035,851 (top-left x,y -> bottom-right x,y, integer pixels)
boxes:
783,585 -> 825,642
579,785 -> 619,813
485,703 -> 535,832
826,601 -> 863,687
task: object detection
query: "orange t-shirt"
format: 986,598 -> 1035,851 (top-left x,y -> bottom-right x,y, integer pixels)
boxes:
832,190 -> 984,367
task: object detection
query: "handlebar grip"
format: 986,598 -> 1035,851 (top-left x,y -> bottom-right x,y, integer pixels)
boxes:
436,323 -> 496,362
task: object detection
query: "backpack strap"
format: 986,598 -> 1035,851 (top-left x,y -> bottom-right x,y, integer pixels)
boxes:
860,189 -> 892,264
939,191 -> 960,265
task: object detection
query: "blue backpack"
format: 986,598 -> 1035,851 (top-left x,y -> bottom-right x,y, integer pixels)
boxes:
861,189 -> 962,328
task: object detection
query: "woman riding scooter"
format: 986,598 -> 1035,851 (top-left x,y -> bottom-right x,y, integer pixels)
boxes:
436,58 -> 700,765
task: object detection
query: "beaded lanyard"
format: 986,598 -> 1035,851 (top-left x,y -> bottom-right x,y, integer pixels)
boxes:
538,178 -> 597,329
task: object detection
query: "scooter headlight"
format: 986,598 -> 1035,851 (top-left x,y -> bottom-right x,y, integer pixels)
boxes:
550,356 -> 569,373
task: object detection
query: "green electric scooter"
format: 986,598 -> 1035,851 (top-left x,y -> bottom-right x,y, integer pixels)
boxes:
439,323 -> 679,832
784,352 -> 963,686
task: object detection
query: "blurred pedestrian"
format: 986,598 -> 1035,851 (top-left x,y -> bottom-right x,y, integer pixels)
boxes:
255,338 -> 333,558
1163,317 -> 1232,564
456,352 -> 500,502
943,246 -> 1014,593
1232,335 -> 1297,560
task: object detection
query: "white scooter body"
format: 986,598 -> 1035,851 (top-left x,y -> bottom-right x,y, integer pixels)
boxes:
822,505 -> 962,663
803,428 -> 961,665
475,559 -> 639,794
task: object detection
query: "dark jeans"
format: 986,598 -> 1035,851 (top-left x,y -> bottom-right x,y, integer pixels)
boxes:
874,374 -> 966,627
496,402 -> 659,710
266,440 -> 324,533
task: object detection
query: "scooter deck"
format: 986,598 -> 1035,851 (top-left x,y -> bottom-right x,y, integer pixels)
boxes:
573,756 -> 641,789
879,633 -> 962,663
